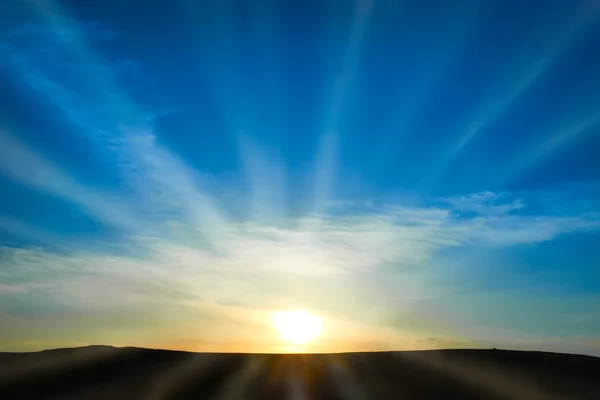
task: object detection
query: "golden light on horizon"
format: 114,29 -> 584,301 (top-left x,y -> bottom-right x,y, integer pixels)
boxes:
272,309 -> 322,346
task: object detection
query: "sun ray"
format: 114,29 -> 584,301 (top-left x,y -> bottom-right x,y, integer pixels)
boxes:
313,0 -> 375,215
496,109 -> 600,186
210,357 -> 265,400
372,1 -> 485,172
326,354 -> 367,400
20,0 -> 230,236
422,5 -> 600,189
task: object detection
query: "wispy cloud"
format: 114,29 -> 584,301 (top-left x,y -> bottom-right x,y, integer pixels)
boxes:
0,130 -> 149,235
424,5 -> 600,187
497,109 -> 600,185
2,10 -> 228,235
1,187 -> 598,307
3,177 -> 598,351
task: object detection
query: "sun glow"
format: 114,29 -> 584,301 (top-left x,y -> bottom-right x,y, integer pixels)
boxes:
272,309 -> 322,346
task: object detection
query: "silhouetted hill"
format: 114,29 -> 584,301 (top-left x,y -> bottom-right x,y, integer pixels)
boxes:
1,347 -> 599,399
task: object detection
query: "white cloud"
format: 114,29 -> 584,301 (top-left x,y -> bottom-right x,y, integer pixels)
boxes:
0,188 -> 598,313
2,15 -> 228,236
0,186 -> 598,353
0,284 -> 29,294
0,130 -> 149,235
442,191 -> 525,215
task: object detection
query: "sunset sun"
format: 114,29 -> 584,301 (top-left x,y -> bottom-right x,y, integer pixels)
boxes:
272,309 -> 322,346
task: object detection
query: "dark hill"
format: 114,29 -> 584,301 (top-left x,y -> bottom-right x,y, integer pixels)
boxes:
1,347 -> 599,399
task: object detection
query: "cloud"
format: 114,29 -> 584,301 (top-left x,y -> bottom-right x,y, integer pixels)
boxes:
0,216 -> 64,248
2,183 -> 597,353
0,284 -> 29,294
0,130 -> 150,235
498,110 -> 600,185
8,16 -> 596,304
1,12 -> 227,235
441,191 -> 525,215
424,6 -> 600,187
0,188 -> 598,311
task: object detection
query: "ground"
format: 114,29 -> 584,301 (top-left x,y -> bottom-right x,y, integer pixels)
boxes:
1,346 -> 599,399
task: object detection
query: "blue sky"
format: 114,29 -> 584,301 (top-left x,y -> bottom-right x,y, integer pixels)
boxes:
1,0 -> 600,354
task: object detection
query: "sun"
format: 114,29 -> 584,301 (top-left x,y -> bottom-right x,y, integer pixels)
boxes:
272,309 -> 322,346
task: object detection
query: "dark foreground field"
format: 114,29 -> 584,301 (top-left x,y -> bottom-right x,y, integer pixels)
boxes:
1,346 -> 599,399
